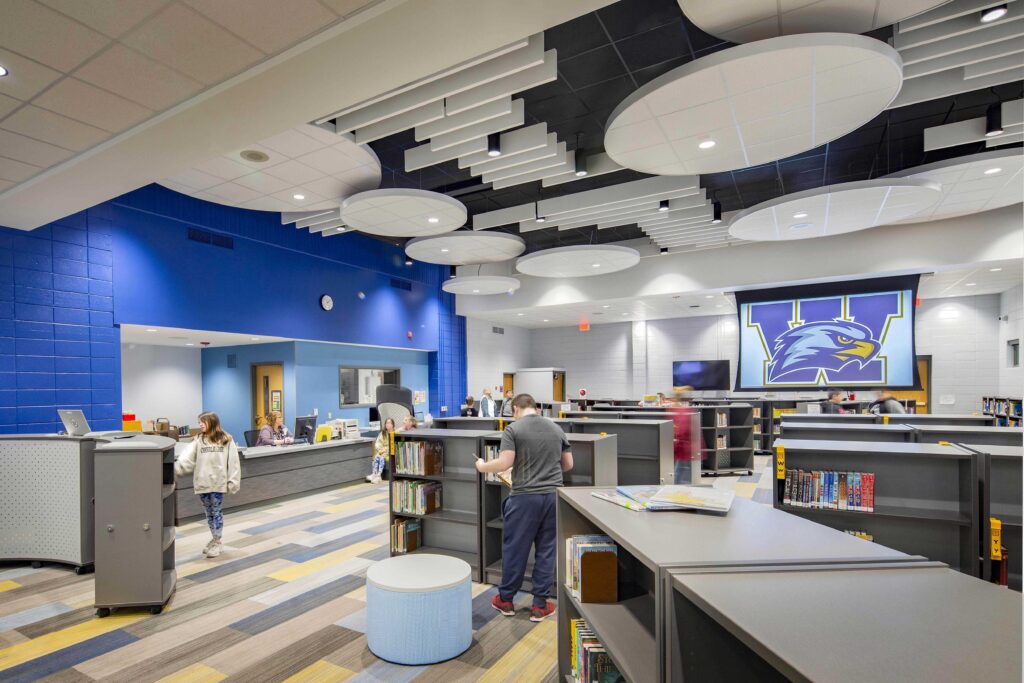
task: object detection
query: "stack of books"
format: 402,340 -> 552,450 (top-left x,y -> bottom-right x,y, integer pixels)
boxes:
715,435 -> 727,449
753,407 -> 761,418
844,529 -> 874,541
716,412 -> 728,427
783,469 -> 874,511
390,518 -> 421,553
566,535 -> 617,602
482,443 -> 512,486
391,480 -> 442,515
394,440 -> 444,476
570,618 -> 624,683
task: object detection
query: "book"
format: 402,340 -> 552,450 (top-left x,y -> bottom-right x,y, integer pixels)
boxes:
482,444 -> 512,487
394,440 -> 443,476
782,469 -> 876,512
566,535 -> 617,602
591,490 -> 648,511
838,472 -> 848,510
649,485 -> 735,513
571,618 -> 625,683
391,479 -> 442,515
390,518 -> 420,553
715,435 -> 727,449
783,469 -> 793,505
615,485 -> 677,510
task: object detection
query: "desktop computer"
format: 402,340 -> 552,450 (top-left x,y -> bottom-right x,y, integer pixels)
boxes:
294,415 -> 317,444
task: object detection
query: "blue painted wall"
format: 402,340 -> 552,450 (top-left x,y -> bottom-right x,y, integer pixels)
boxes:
201,342 -> 296,442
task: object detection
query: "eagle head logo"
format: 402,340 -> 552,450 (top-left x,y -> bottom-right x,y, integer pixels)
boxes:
768,319 -> 880,382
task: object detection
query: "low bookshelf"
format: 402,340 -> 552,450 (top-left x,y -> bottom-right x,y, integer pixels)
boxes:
481,433 -> 617,590
778,421 -> 915,443
970,442 -> 1023,591
773,439 -> 981,576
982,396 -> 1023,427
913,424 -> 1023,446
698,403 -> 755,476
571,418 -> 673,485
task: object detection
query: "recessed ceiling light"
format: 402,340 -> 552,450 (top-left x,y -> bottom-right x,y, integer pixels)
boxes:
543,319 -> 549,322
706,295 -> 714,299
792,211 -> 808,219
536,216 -> 546,223
251,337 -> 260,341
981,4 -> 1008,22
790,223 -> 813,230
145,328 -> 157,332
337,227 -> 345,233
698,140 -> 716,150
441,248 -> 450,253
622,312 -> 628,316
0,65 -> 9,78
984,167 -> 1002,175
602,305 -> 610,308
427,217 -> 439,223
405,258 -> 413,266
966,282 -> 977,286
517,313 -> 524,316
240,149 -> 269,163
186,343 -> 195,347
293,193 -> 305,200
591,263 -> 600,268
990,267 -> 1003,272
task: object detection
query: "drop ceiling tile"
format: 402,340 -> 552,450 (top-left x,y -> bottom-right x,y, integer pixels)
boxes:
38,0 -> 167,38
575,75 -> 636,112
616,21 -> 689,72
166,167 -> 226,191
0,156 -> 42,183
334,166 -> 381,191
194,155 -> 256,181
183,0 -> 337,54
0,179 -> 15,192
0,93 -> 20,119
263,159 -> 324,185
597,0 -> 683,41
231,171 -> 293,194
0,0 -> 109,71
0,48 -> 62,101
75,44 -> 204,110
559,45 -> 627,89
0,129 -> 74,167
123,3 -> 265,85
205,181 -> 265,204
545,12 -> 607,59
296,146 -> 364,175
33,77 -> 153,133
320,0 -> 377,18
0,105 -> 109,152
257,128 -> 326,158
300,175 -> 353,200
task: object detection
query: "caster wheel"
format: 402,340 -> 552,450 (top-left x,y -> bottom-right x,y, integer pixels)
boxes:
31,561 -> 42,569
96,608 -> 110,618
149,605 -> 163,615
74,564 -> 94,575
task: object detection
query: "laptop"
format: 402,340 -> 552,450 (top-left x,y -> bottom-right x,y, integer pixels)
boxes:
58,409 -> 92,436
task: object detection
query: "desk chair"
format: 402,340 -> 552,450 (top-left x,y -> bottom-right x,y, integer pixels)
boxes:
244,430 -> 259,447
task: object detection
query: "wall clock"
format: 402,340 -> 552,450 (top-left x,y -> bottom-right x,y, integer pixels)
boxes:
320,294 -> 334,311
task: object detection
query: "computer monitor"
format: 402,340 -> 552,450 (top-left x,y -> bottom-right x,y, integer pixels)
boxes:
368,406 -> 380,423
294,415 -> 317,444
58,409 -> 91,436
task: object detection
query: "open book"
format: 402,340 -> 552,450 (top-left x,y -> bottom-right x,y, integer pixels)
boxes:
592,485 -> 734,513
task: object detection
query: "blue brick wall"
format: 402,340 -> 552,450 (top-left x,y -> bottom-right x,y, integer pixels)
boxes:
0,212 -> 121,433
428,273 -> 467,418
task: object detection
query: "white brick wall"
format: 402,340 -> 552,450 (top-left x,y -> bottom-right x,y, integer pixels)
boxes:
644,315 -> 739,395
465,318 -> 530,398
529,322 -> 634,398
999,284 -> 1023,397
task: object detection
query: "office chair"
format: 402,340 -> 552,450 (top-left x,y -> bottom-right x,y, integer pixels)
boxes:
244,430 -> 259,448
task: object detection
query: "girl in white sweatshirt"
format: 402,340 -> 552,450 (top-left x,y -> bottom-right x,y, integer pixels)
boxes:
175,412 -> 241,558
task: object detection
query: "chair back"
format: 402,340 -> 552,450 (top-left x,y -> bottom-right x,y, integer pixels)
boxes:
244,429 -> 260,447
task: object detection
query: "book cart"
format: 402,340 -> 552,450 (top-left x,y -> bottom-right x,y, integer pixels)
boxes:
982,396 -> 1023,427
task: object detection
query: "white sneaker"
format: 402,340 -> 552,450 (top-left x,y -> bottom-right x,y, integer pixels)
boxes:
205,541 -> 223,558
366,474 -> 375,482
202,538 -> 217,555
372,474 -> 382,484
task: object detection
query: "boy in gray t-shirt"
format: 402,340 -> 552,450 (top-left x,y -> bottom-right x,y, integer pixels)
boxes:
476,393 -> 573,622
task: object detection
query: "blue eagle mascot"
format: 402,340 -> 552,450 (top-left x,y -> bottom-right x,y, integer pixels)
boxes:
768,319 -> 880,382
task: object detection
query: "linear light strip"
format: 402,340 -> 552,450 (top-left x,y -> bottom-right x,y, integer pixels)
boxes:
414,97 -> 513,141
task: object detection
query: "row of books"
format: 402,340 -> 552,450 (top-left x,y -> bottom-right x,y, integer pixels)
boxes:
753,424 -> 762,434
391,518 -> 421,553
569,618 -> 624,683
753,407 -> 762,418
983,398 -> 1022,416
393,440 -> 444,476
391,480 -> 443,515
716,413 -> 728,427
482,444 -> 513,486
844,529 -> 874,541
783,469 -> 875,512
566,534 -> 617,603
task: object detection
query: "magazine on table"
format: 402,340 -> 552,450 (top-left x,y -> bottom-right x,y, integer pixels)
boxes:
591,485 -> 734,513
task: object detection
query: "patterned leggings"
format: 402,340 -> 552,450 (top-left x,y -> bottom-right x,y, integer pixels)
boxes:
199,492 -> 224,539
371,454 -> 386,477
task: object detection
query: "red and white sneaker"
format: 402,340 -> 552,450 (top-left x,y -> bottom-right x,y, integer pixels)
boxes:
530,601 -> 555,622
491,595 -> 515,616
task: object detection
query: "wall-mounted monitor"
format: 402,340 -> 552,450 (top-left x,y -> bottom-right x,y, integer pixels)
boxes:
672,360 -> 730,391
735,275 -> 920,391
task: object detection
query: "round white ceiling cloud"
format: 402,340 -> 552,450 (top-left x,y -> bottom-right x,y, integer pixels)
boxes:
679,0 -> 948,43
516,245 -> 641,278
885,149 -> 1024,224
159,124 -> 381,212
442,275 -> 521,296
405,231 -> 525,265
340,189 -> 467,237
604,34 -> 902,175
728,178 -> 942,241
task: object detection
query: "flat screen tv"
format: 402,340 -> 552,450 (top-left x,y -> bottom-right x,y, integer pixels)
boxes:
672,360 -> 730,391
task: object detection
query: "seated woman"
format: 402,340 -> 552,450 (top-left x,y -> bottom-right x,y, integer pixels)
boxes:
255,411 -> 293,447
402,415 -> 418,431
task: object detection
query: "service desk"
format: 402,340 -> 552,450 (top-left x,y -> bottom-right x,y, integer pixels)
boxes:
174,437 -> 374,523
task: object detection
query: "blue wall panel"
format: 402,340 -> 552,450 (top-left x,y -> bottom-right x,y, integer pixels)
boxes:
201,342 -> 296,443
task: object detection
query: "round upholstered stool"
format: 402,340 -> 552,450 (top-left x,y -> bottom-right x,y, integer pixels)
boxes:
366,553 -> 473,665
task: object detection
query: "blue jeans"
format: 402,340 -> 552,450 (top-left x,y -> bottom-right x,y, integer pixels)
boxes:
499,492 -> 556,607
199,492 -> 224,539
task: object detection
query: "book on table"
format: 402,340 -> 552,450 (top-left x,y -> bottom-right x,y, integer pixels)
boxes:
609,485 -> 735,513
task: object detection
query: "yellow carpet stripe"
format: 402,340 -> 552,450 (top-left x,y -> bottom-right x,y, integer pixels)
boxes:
0,581 -> 19,593
318,498 -> 384,515
268,541 -> 379,582
282,659 -> 354,682
0,613 -> 144,671
734,482 -> 757,499
155,662 -> 227,683
477,620 -> 556,683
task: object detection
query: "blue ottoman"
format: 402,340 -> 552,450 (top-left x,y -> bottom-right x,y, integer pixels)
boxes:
366,553 -> 473,665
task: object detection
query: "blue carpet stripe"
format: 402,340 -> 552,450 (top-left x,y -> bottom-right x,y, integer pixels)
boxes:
0,603 -> 72,632
0,629 -> 137,683
357,545 -> 390,562
229,573 -> 366,635
304,508 -> 382,534
283,529 -> 381,563
753,487 -> 775,503
738,470 -> 763,483
187,544 -> 304,583
241,511 -> 327,536
470,586 -> 500,630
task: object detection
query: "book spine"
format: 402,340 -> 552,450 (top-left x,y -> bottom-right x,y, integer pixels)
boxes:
783,469 -> 792,505
853,472 -> 862,512
865,472 -> 874,512
839,472 -> 847,510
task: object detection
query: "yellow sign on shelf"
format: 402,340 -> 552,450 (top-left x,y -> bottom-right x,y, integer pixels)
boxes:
776,445 -> 786,479
882,415 -> 890,425
991,517 -> 1003,560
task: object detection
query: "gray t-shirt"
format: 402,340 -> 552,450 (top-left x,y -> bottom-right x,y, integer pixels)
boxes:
500,413 -> 570,496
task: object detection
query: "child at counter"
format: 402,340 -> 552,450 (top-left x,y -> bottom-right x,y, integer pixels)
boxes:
175,411 -> 241,558
402,415 -> 418,431
256,411 -> 293,447
368,417 -> 395,484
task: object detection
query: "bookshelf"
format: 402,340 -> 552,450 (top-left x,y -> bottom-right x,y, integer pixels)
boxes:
480,433 -> 617,589
773,439 -> 981,575
664,563 -> 1021,683
698,404 -> 755,476
778,421 -> 916,442
898,413 -> 996,427
389,429 -> 493,581
969,443 -> 1023,591
982,396 -> 1023,427
556,488 -> 922,683
780,412 -> 877,424
913,424 -> 1023,446
571,418 -> 674,485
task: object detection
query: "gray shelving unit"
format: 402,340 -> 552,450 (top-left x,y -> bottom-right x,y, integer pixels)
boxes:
779,421 -> 916,442
780,412 -> 878,424
968,442 -> 1023,591
664,563 -> 1021,683
389,429 -> 489,582
480,433 -> 617,589
773,439 -> 980,575
982,395 -> 1023,427
913,424 -> 1023,446
431,416 -> 508,431
899,413 -> 996,427
556,487 -> 923,683
699,404 -> 755,475
571,418 -> 673,485
93,434 -> 177,616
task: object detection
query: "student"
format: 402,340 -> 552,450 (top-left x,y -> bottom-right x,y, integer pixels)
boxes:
369,417 -> 394,484
461,396 -> 479,417
665,388 -> 697,484
869,390 -> 907,415
499,389 -> 515,418
821,390 -> 846,414
255,411 -> 293,447
476,393 -> 573,622
479,388 -> 497,417
402,414 -> 418,431
175,412 -> 241,558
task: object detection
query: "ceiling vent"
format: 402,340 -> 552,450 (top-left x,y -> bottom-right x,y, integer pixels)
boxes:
492,326 -> 505,335
187,227 -> 234,250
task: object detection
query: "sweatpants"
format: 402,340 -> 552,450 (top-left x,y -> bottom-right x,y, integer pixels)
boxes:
199,492 -> 224,539
499,491 -> 556,607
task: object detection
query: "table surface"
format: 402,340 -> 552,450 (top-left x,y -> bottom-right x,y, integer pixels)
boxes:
241,437 -> 373,459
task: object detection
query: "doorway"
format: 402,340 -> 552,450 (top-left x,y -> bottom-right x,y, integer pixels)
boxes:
890,356 -> 931,414
553,371 -> 565,402
503,373 -> 515,395
252,363 -> 284,427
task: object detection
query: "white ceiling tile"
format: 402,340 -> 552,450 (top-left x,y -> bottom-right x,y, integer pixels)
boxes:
33,77 -> 153,133
231,171 -> 293,194
122,3 -> 265,85
270,187 -> 328,208
257,128 -> 325,158
37,0 -> 167,38
0,156 -> 42,183
205,181 -> 265,204
0,179 -> 15,192
75,43 -> 204,110
0,0 -> 109,71
194,155 -> 256,181
262,159 -> 324,185
183,0 -> 338,54
299,175 -> 353,201
0,105 -> 109,152
0,93 -> 20,119
0,129 -> 74,167
333,166 -> 381,192
166,167 -> 226,191
320,0 -> 377,18
0,48 -> 62,101
296,145 -> 364,175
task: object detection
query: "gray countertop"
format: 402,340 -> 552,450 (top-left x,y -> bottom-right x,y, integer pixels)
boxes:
773,438 -> 974,458
781,422 -> 914,431
240,437 -> 373,460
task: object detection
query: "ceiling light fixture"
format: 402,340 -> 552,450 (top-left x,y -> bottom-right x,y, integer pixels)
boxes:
543,319 -> 549,322
984,167 -> 1002,175
658,200 -> 670,212
240,149 -> 269,163
712,201 -> 722,224
535,216 -> 545,223
293,193 -> 305,200
146,328 -> 157,332
251,337 -> 260,341
990,267 -> 1003,272
660,247 -> 669,254
981,3 -> 1008,22
591,263 -> 600,268
472,289 -> 480,293
985,104 -> 1004,137
487,132 -> 501,157
405,258 -> 413,266
793,211 -> 808,219
698,139 -> 716,150
602,304 -> 610,308
705,295 -> 714,299
790,222 -> 813,230
441,248 -> 450,253
517,313 -> 525,316
0,65 -> 8,78
427,217 -> 439,223
186,343 -> 195,347
575,153 -> 588,177
966,282 -> 977,286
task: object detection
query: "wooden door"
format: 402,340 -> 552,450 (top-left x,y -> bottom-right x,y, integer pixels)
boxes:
252,363 -> 284,427
890,356 -> 931,414
503,373 -> 514,394
553,372 -> 565,402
